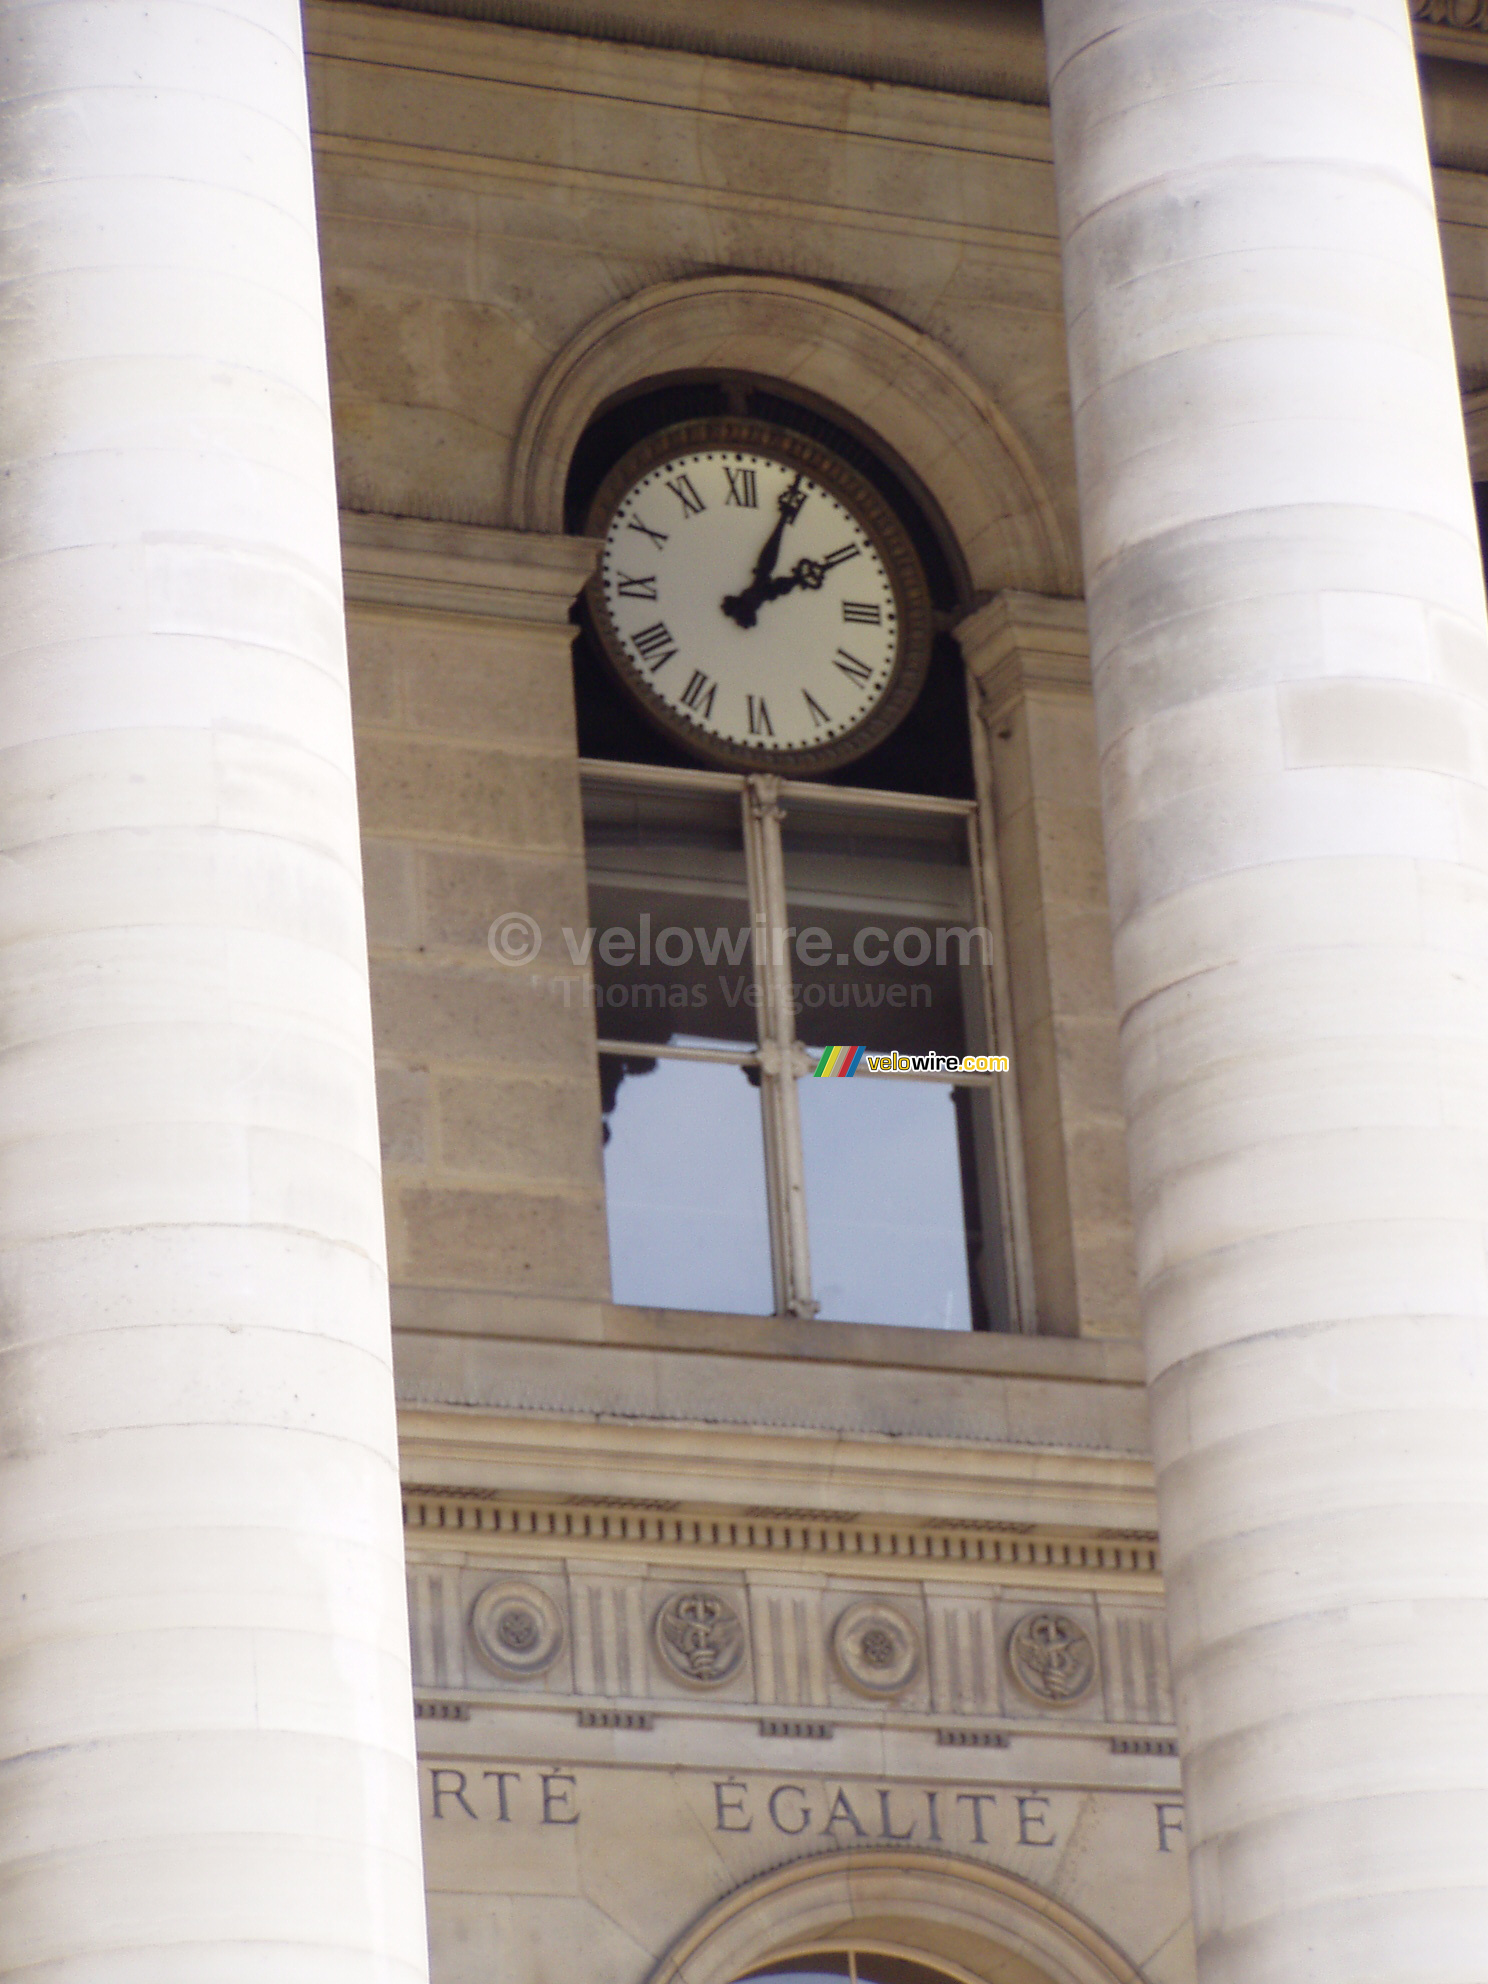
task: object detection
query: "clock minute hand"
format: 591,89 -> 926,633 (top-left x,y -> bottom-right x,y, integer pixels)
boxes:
721,473 -> 807,629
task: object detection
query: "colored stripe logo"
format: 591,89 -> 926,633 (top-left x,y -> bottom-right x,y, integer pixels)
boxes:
812,1045 -> 865,1077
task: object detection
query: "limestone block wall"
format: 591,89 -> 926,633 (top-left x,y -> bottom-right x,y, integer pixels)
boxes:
394,1340 -> 1177,1984
405,1527 -> 1173,1731
402,1484 -> 1192,1984
310,4 -> 1126,1339
305,0 -> 1078,572
342,516 -> 610,1312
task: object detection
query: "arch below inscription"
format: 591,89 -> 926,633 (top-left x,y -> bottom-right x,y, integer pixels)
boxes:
644,1850 -> 1144,1984
509,275 -> 1079,601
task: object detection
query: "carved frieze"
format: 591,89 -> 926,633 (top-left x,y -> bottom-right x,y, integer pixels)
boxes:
410,1562 -> 1169,1731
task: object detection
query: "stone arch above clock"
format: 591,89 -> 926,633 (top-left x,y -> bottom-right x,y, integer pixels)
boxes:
511,275 -> 1079,600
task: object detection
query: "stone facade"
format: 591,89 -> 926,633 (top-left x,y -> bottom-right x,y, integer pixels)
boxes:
4,0 -> 1482,1978
299,5 -> 1488,1981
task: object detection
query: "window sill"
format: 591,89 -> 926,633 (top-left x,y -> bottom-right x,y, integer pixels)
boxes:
389,1284 -> 1144,1385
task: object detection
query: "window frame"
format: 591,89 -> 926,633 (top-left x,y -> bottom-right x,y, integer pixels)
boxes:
582,756 -> 1032,1331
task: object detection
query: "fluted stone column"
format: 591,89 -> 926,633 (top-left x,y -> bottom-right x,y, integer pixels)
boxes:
0,5 -> 429,1978
1044,3 -> 1488,1979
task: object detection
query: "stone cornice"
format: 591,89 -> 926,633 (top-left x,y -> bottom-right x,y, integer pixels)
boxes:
340,511 -> 597,624
1415,2 -> 1488,64
309,0 -> 1054,112
402,1485 -> 1162,1585
1415,0 -> 1488,36
397,1399 -> 1159,1538
393,1327 -> 1156,1534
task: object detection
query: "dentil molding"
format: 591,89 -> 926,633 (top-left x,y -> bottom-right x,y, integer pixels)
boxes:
403,1486 -> 1161,1580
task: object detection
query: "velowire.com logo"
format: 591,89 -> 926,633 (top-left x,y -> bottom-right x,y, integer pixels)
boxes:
811,1047 -> 1009,1077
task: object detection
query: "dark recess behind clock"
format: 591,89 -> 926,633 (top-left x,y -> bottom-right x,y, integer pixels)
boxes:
565,377 -> 976,800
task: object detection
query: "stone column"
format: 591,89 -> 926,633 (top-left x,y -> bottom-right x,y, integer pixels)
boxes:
0,6 -> 428,1979
1044,3 -> 1488,1979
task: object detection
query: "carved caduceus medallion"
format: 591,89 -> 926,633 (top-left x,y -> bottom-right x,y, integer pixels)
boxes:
653,1590 -> 747,1687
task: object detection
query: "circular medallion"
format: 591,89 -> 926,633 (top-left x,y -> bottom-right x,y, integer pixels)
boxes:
470,1580 -> 565,1679
584,416 -> 933,774
1006,1610 -> 1097,1706
830,1599 -> 921,1697
652,1589 -> 747,1688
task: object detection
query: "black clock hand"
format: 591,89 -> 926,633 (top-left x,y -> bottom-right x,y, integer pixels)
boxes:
790,543 -> 859,590
721,474 -> 807,628
739,555 -> 828,607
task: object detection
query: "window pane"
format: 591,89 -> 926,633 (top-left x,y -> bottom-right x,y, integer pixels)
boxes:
740,1966 -> 850,1984
798,1076 -> 983,1330
782,797 -> 981,1057
602,1054 -> 773,1315
584,778 -> 756,1049
854,1960 -> 963,1984
740,1969 -> 851,1984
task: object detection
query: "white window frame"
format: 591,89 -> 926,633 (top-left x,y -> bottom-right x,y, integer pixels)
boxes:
583,756 -> 1034,1331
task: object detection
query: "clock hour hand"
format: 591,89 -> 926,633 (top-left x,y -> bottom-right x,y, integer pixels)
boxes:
721,473 -> 807,629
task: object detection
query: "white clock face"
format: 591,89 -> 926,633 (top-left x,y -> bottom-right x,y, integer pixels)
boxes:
587,421 -> 931,772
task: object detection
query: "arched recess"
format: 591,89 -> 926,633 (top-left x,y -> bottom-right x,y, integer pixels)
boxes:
511,277 -> 1079,600
644,1851 -> 1145,1984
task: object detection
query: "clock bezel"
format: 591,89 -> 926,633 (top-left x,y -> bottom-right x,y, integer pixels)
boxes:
582,415 -> 935,775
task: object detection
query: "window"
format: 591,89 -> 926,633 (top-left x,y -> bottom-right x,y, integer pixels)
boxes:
585,760 -> 1017,1330
739,1951 -> 970,1984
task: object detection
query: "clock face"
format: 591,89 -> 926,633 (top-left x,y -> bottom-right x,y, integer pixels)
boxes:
584,417 -> 933,773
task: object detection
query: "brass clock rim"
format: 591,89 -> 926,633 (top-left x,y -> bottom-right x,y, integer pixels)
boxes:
582,415 -> 934,776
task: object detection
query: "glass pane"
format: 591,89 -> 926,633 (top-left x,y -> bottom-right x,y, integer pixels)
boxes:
738,1958 -> 958,1984
798,1076 -> 983,1330
584,778 -> 757,1050
602,1054 -> 773,1315
782,797 -> 981,1057
854,1960 -> 962,1984
740,1970 -> 850,1984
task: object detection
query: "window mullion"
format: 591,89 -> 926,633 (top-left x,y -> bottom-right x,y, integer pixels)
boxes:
745,775 -> 816,1319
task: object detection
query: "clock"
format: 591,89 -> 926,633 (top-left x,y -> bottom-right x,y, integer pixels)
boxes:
583,416 -> 933,774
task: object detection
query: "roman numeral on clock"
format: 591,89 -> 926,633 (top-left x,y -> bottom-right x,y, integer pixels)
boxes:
833,647 -> 873,687
626,515 -> 668,550
724,467 -> 758,508
615,572 -> 658,599
631,622 -> 678,672
679,669 -> 717,719
747,695 -> 774,737
666,473 -> 706,517
820,543 -> 861,570
803,690 -> 830,728
841,600 -> 881,624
